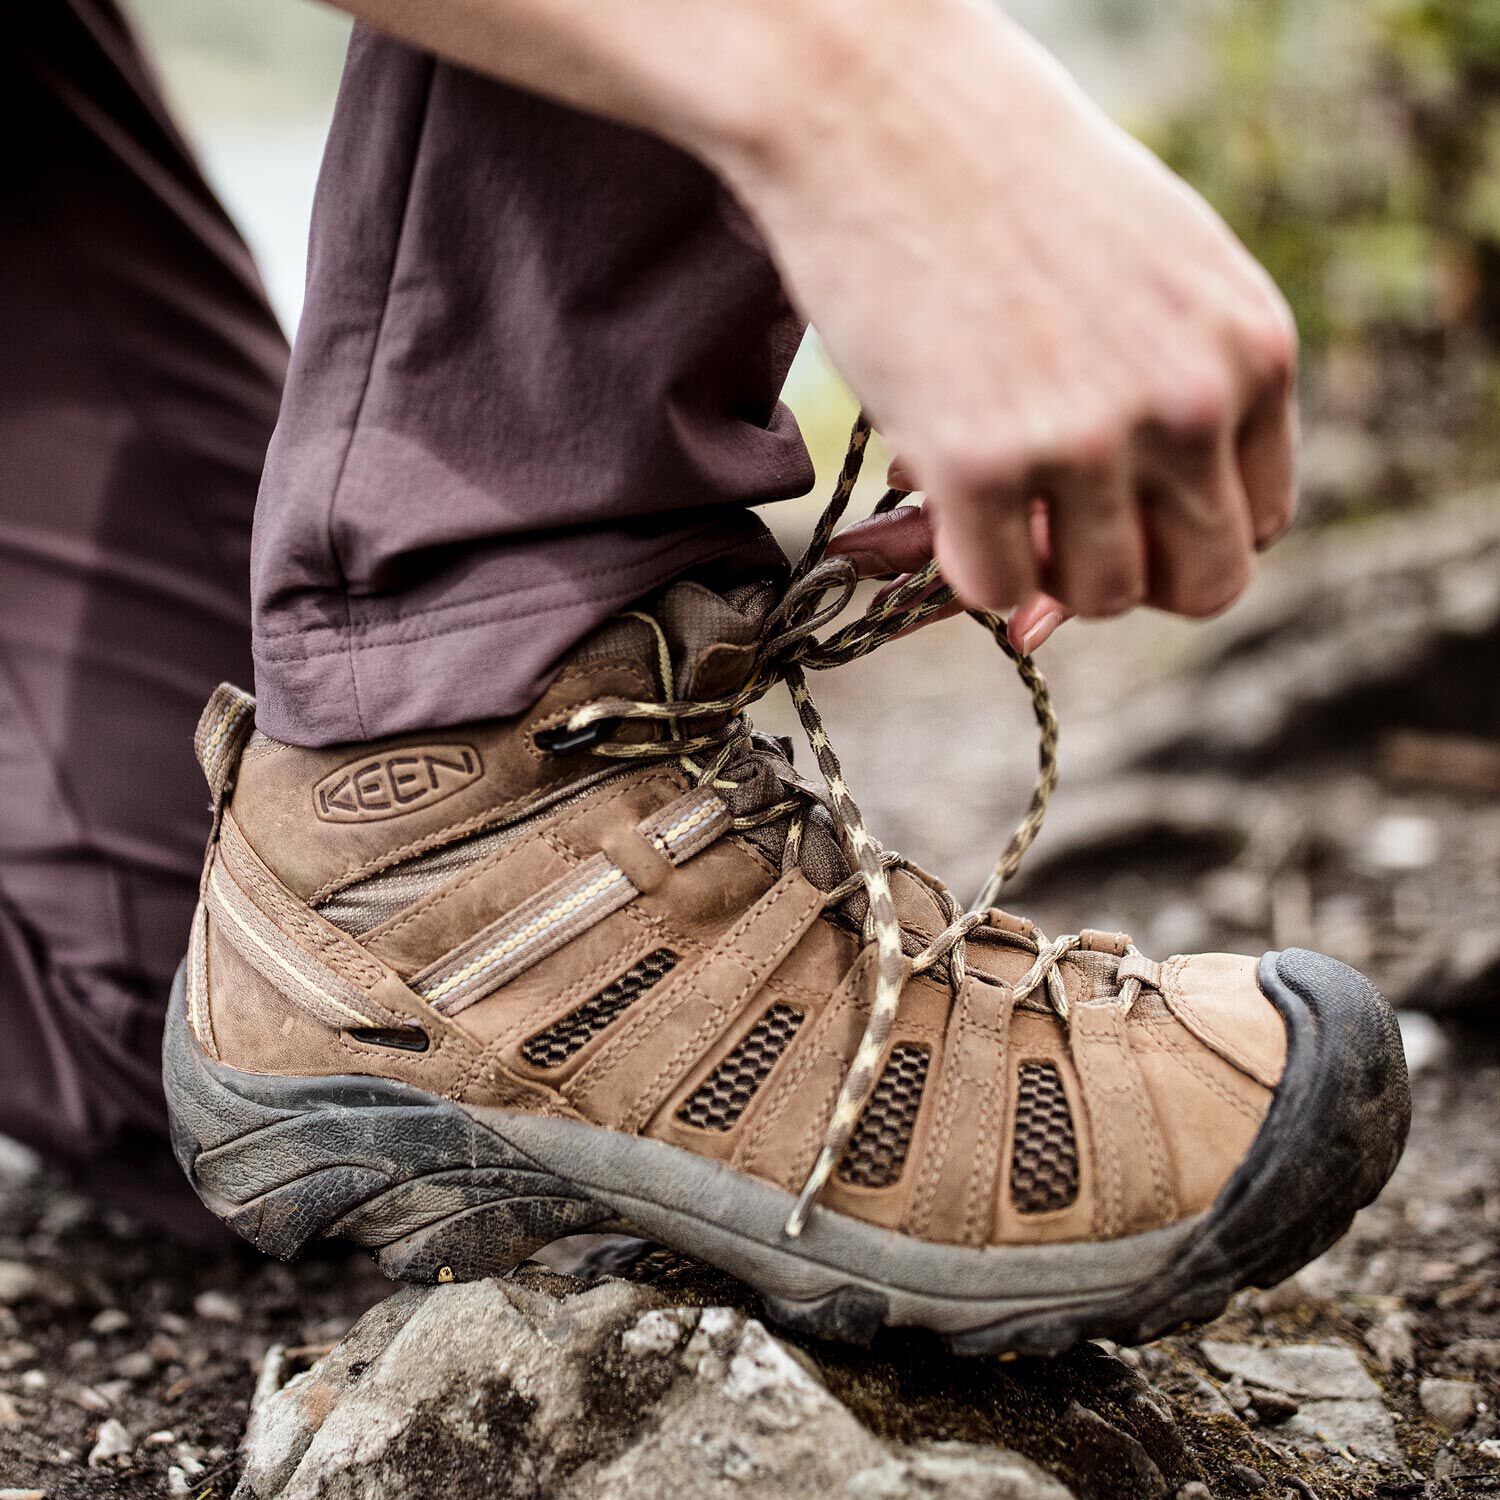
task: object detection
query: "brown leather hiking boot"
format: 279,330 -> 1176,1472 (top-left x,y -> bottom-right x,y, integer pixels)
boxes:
166,428 -> 1409,1355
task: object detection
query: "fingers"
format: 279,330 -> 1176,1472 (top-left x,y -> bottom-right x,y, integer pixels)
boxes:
1239,380 -> 1300,549
1006,591 -> 1069,654
929,480 -> 1039,611
1139,435 -> 1255,618
826,503 -> 934,579
1042,466 -> 1147,618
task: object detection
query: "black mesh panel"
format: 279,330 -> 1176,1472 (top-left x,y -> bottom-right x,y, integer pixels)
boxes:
676,1003 -> 803,1131
521,950 -> 678,1068
1010,1061 -> 1080,1214
837,1044 -> 929,1189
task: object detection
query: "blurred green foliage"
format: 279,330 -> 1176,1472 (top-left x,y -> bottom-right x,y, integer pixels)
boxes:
1156,0 -> 1500,349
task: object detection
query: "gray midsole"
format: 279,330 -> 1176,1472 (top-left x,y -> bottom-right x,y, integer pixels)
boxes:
463,1107 -> 1202,1330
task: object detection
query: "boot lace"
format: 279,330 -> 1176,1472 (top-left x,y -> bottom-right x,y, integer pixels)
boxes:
540,415 -> 1147,1236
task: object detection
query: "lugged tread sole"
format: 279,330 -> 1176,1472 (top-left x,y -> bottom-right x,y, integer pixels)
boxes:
163,947 -> 1409,1356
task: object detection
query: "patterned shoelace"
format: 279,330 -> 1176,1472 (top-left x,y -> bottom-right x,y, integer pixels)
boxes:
545,413 -> 1144,1236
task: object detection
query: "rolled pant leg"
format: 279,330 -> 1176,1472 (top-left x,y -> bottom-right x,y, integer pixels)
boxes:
252,28 -> 813,747
1,2 -> 286,1232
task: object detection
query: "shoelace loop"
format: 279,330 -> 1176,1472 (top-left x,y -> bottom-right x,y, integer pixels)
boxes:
545,413 -> 1146,1236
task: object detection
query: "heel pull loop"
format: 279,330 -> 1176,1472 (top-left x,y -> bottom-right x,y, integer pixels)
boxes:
193,683 -> 257,900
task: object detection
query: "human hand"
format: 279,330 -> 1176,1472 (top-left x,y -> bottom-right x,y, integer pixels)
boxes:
722,0 -> 1298,627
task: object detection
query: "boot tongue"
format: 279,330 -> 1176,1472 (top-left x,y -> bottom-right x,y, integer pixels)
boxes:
642,579 -> 857,895
656,579 -> 777,698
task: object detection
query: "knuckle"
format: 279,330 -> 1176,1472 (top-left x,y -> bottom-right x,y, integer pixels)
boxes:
1239,305 -> 1300,387
1056,414 -> 1127,475
929,435 -> 1031,495
1151,365 -> 1236,442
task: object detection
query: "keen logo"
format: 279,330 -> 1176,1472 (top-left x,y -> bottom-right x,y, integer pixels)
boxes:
313,745 -> 483,823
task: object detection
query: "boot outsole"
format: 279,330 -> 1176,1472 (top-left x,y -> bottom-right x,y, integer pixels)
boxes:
163,948 -> 1409,1357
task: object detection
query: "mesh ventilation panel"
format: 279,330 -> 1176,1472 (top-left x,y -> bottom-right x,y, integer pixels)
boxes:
837,1044 -> 929,1189
1010,1061 -> 1080,1214
676,1003 -> 803,1131
521,950 -> 678,1068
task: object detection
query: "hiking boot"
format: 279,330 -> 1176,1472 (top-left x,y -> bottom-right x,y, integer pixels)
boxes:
165,427 -> 1409,1355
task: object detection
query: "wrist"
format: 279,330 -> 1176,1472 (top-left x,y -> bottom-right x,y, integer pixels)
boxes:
698,0 -> 1042,200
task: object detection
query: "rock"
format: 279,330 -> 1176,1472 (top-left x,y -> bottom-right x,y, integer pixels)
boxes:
1199,1342 -> 1398,1463
1279,1397 -> 1401,1464
1419,1377 -> 1478,1433
236,1273 -> 1068,1500
1450,1338 -> 1500,1373
1246,1389 -> 1300,1425
167,1468 -> 194,1497
194,1289 -> 243,1324
1364,1310 -> 1415,1372
148,1333 -> 183,1365
112,1350 -> 156,1381
1199,1342 -> 1381,1401
87,1417 -> 133,1467
0,1490 -> 47,1500
0,1262 -> 39,1306
89,1307 -> 129,1335
0,1393 -> 21,1428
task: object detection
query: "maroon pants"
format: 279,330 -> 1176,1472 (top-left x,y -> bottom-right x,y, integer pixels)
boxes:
3,6 -> 809,1228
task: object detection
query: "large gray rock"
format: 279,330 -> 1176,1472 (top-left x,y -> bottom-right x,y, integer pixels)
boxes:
235,1274 -> 1071,1500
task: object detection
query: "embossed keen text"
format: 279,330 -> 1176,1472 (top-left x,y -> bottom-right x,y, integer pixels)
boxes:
313,746 -> 483,823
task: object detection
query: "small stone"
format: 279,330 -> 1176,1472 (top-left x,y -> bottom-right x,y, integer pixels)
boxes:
145,1429 -> 177,1446
1362,814 -> 1439,871
70,1385 -> 113,1415
174,1442 -> 206,1477
89,1308 -> 130,1336
1250,1275 -> 1309,1315
0,1490 -> 47,1500
193,1289 -> 242,1324
1247,1388 -> 1300,1425
112,1351 -> 156,1381
157,1311 -> 190,1335
1364,1310 -> 1415,1372
18,1369 -> 47,1393
0,1263 -> 39,1306
166,1469 -> 192,1498
1420,1377 -> 1478,1433
94,1378 -> 132,1407
1451,1338 -> 1500,1373
1231,1464 -> 1268,1491
64,1339 -> 97,1364
0,1393 -> 20,1427
87,1417 -> 133,1467
1478,1438 -> 1500,1460
147,1333 -> 183,1364
1177,1485 -> 1212,1500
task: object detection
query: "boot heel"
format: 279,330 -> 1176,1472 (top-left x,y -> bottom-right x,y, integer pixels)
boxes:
162,966 -> 610,1279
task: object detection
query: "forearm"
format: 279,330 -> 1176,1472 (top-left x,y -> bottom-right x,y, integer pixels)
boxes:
319,0 -> 1004,185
